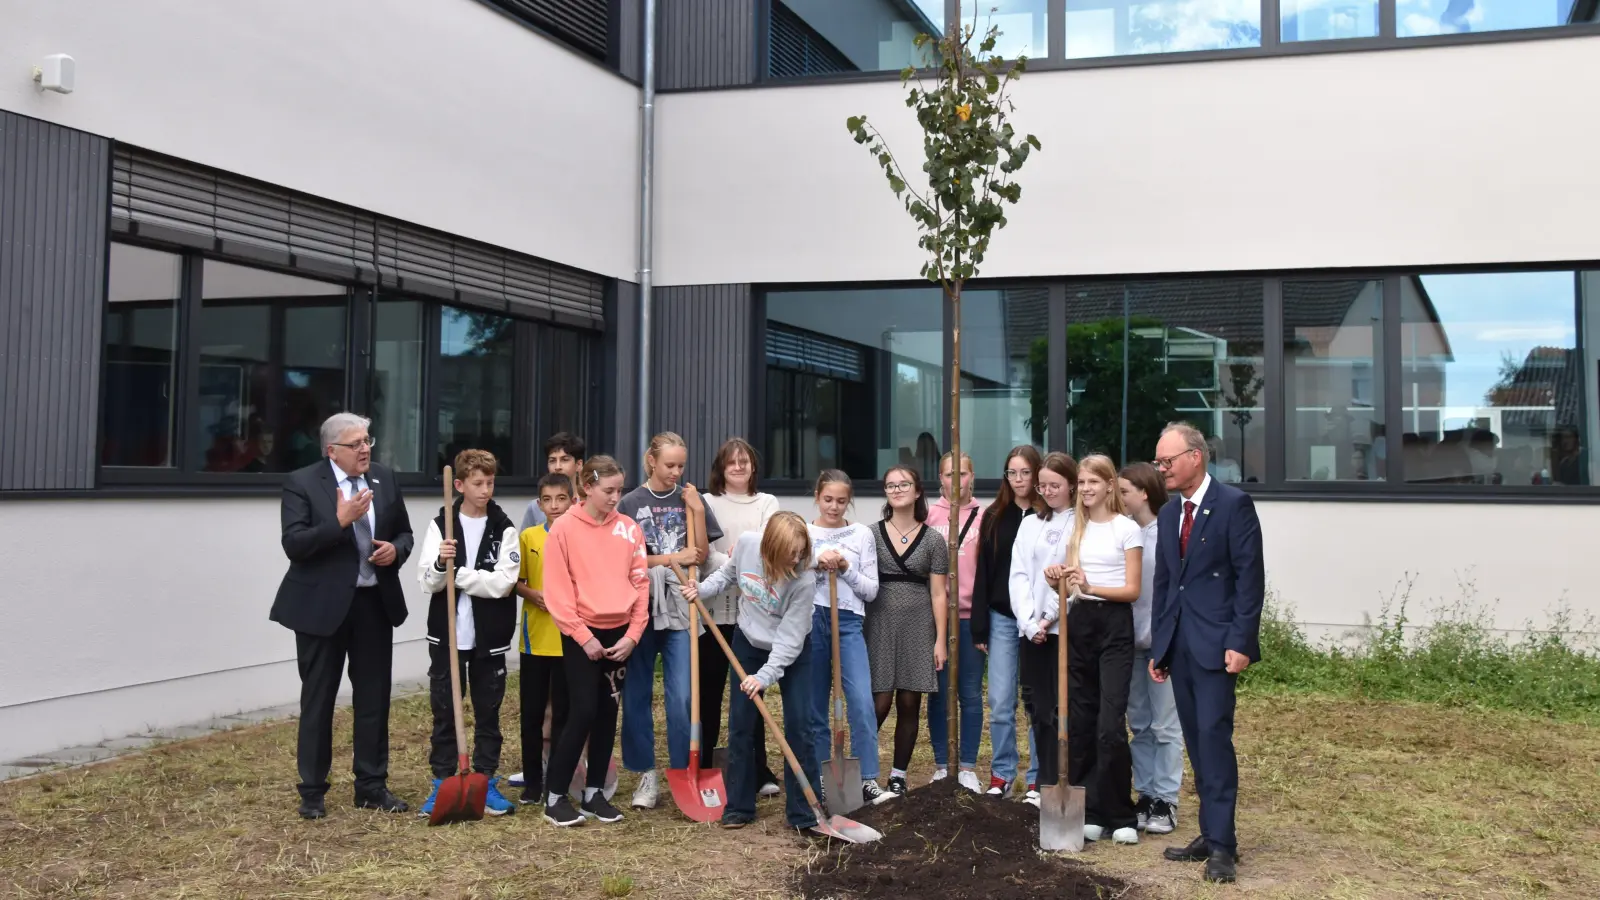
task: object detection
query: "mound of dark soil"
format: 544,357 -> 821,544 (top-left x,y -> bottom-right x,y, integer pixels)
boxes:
797,781 -> 1136,899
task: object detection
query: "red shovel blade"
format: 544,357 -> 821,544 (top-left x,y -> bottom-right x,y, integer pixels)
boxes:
429,767 -> 488,826
667,750 -> 727,823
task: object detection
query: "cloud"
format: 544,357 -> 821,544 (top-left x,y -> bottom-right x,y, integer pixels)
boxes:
1127,0 -> 1262,53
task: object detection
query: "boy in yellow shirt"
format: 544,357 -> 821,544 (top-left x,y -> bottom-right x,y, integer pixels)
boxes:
514,473 -> 574,806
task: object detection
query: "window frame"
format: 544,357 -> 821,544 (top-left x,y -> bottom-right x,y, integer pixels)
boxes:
754,260 -> 1600,503
739,0 -> 1600,89
97,237 -> 604,493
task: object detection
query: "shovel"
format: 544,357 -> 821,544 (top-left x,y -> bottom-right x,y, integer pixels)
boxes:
666,515 -> 727,822
675,578 -> 881,843
1039,580 -> 1086,851
819,570 -> 863,815
429,466 -> 489,826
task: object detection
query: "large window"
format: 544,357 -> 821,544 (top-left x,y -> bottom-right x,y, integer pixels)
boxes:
1398,0 -> 1596,37
101,245 -> 182,468
1066,0 -> 1263,58
1402,272 -> 1590,487
196,262 -> 349,473
768,0 -> 944,77
963,288 -> 1050,476
439,308 -> 516,473
1061,280 -> 1266,482
765,287 -> 944,482
1285,280 -> 1384,481
100,241 -> 604,482
1281,1 -> 1380,41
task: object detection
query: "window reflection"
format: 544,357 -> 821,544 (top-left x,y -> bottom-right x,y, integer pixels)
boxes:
196,261 -> 348,473
769,0 -> 943,77
1281,0 -> 1379,41
373,300 -> 426,472
1398,0 -> 1596,37
1066,0 -> 1262,59
1285,280 -> 1384,481
439,307 -> 514,473
962,288 -> 1050,476
1062,280 -> 1265,481
102,244 -> 182,467
765,288 -> 944,481
958,0 -> 1049,59
1402,272 -> 1589,486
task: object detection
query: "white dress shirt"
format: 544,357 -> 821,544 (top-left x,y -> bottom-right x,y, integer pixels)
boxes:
331,459 -> 377,587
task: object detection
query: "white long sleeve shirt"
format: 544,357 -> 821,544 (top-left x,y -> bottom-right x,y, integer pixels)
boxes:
807,522 -> 879,617
1008,508 -> 1074,639
418,515 -> 520,650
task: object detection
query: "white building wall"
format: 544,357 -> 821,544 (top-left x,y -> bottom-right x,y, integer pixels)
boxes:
653,35 -> 1600,286
0,0 -> 640,280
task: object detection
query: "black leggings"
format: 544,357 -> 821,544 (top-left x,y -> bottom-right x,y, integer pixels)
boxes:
518,653 -> 568,796
546,626 -> 628,801
873,689 -> 923,773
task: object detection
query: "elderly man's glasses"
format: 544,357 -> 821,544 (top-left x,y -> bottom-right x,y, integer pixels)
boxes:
332,437 -> 376,450
1153,448 -> 1198,470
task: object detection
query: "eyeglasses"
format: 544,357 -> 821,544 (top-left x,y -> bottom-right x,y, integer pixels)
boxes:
1153,449 -> 1198,470
1004,468 -> 1033,480
1038,481 -> 1067,491
884,481 -> 914,494
331,437 -> 376,450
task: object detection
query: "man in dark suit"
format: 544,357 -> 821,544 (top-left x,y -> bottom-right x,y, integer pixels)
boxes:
272,412 -> 414,820
1149,422 -> 1265,884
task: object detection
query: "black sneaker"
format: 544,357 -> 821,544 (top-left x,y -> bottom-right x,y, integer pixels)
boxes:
862,780 -> 893,806
519,786 -> 545,807
1134,794 -> 1154,831
887,775 -> 909,797
581,793 -> 625,824
544,796 -> 584,827
1146,798 -> 1177,835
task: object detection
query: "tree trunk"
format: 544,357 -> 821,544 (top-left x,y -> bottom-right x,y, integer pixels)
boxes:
946,279 -> 962,772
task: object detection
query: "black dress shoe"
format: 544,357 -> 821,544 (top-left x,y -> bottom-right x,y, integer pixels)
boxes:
1205,849 -> 1238,884
354,788 -> 409,813
298,797 -> 327,820
1164,834 -> 1210,862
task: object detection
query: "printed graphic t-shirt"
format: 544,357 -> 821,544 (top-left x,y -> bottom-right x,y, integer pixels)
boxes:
616,484 -> 725,558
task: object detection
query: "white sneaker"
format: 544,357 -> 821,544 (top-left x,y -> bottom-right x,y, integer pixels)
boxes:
631,770 -> 659,809
506,771 -> 525,786
758,781 -> 781,797
1083,824 -> 1104,842
957,770 -> 982,793
928,767 -> 949,783
1024,789 -> 1041,808
1111,827 -> 1139,845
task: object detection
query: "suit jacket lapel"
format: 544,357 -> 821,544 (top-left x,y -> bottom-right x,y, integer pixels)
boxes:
317,463 -> 342,522
1177,487 -> 1221,578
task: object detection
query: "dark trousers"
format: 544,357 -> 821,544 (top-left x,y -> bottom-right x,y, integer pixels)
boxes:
519,653 -> 569,797
725,630 -> 817,828
1019,634 -> 1062,788
548,626 -> 628,799
700,624 -> 779,785
427,644 -> 507,779
1066,601 -> 1137,831
1170,621 -> 1240,854
294,586 -> 393,801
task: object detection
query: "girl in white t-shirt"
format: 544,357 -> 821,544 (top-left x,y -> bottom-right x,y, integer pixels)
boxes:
1053,453 -> 1143,846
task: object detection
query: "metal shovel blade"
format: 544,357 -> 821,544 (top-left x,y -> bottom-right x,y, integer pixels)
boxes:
1039,782 -> 1086,852
428,766 -> 488,826
807,804 -> 882,844
709,746 -> 728,770
820,754 -> 863,816
667,751 -> 728,823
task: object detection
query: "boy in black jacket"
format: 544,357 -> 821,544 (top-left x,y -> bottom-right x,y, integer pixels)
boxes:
417,449 -> 521,816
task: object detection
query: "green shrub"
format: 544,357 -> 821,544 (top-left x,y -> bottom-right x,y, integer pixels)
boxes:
1239,578 -> 1600,724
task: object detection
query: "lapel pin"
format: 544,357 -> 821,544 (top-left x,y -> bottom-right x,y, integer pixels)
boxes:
1203,509 -> 1210,515
370,478 -> 380,484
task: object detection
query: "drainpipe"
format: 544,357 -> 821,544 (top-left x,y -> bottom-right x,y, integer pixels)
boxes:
636,0 -> 657,470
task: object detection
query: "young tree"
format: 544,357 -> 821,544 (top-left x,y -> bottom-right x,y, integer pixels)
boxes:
846,4 -> 1040,770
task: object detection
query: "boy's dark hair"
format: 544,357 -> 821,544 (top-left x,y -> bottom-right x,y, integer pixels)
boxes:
538,472 -> 574,495
543,432 -> 586,461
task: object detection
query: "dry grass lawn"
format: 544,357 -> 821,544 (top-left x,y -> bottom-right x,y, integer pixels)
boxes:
1,683 -> 1595,899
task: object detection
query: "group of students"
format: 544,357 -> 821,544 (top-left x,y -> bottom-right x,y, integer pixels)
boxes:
411,430 -> 1183,842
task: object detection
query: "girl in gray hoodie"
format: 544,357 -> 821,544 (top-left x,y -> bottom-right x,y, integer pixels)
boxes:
680,512 -> 819,831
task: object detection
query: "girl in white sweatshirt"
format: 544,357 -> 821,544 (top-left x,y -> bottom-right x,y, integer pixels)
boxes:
1008,451 -> 1078,808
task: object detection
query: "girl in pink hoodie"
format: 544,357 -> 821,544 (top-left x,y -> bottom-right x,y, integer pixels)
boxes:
540,455 -> 648,828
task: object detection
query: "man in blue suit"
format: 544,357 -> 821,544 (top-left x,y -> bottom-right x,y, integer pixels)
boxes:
1149,422 -> 1264,884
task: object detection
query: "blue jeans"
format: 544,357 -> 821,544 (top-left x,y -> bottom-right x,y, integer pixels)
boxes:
808,606 -> 881,781
986,611 -> 1040,786
725,629 -> 817,828
929,618 -> 984,769
620,626 -> 690,772
1128,647 -> 1183,804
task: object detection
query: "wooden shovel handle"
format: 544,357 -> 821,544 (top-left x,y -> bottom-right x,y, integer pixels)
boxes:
442,467 -> 469,768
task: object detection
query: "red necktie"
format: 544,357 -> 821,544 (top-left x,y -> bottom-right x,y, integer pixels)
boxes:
1179,501 -> 1196,558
